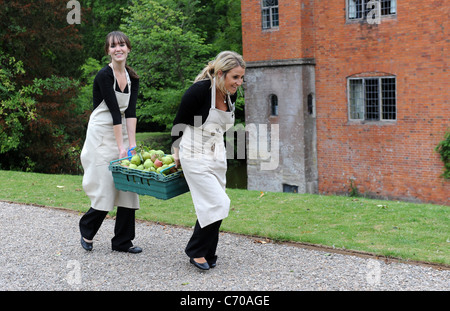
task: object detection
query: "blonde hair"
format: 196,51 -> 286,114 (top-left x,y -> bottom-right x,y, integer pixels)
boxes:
195,51 -> 246,94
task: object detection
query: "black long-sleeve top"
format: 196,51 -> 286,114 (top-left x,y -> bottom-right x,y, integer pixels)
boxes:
93,65 -> 139,125
171,79 -> 237,148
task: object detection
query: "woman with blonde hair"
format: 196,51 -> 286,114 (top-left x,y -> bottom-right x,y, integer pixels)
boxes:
172,51 -> 245,270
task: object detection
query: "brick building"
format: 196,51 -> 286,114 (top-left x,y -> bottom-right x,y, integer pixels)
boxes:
241,0 -> 449,205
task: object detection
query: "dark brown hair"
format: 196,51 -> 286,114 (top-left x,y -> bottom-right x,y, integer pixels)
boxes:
105,31 -> 139,79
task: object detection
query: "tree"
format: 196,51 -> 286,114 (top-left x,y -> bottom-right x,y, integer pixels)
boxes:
0,50 -> 86,174
0,51 -> 36,155
0,0 -> 84,82
0,0 -> 245,174
0,60 -> 85,173
22,76 -> 86,174
0,0 -> 87,173
121,0 -> 212,129
196,0 -> 243,55
80,0 -> 131,61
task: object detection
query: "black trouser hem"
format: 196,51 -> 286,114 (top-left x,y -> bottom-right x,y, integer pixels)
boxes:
185,219 -> 222,259
79,206 -> 135,250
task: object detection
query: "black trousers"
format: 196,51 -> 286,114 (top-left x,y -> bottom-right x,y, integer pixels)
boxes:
185,219 -> 222,260
79,206 -> 136,251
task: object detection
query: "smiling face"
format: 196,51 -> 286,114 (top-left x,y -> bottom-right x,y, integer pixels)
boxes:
104,31 -> 131,64
219,66 -> 245,95
108,38 -> 130,63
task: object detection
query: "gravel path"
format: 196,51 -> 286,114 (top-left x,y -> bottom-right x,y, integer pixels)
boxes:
0,201 -> 448,292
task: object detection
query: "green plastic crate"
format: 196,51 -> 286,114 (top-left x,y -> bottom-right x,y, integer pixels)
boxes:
109,158 -> 189,200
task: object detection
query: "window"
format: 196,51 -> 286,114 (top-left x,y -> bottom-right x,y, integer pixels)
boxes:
270,94 -> 278,116
348,0 -> 397,20
348,77 -> 396,121
283,184 -> 298,193
307,93 -> 314,115
262,0 -> 279,30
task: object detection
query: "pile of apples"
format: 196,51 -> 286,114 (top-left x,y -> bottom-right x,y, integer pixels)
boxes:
119,148 -> 179,175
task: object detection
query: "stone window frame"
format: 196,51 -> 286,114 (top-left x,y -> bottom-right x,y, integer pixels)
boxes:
261,0 -> 279,30
347,75 -> 397,122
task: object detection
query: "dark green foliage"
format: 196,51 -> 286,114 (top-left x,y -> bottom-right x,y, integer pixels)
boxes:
0,0 -> 243,174
435,130 -> 450,179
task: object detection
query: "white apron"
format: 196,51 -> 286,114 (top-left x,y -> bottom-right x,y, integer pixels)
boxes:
179,78 -> 235,228
80,64 -> 139,212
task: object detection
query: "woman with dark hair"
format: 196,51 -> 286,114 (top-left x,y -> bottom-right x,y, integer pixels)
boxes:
79,31 -> 142,253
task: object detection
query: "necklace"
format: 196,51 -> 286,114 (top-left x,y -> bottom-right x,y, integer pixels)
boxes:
219,92 -> 227,104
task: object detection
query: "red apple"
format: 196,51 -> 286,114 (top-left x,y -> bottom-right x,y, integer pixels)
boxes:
154,159 -> 163,168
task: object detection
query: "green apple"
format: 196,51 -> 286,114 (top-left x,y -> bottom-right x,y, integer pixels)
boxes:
161,156 -> 173,165
142,151 -> 151,161
130,154 -> 141,165
143,159 -> 154,169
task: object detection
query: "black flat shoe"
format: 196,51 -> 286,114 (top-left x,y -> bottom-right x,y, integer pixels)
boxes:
190,258 -> 210,270
80,236 -> 93,251
112,246 -> 142,253
127,246 -> 142,254
207,255 -> 218,268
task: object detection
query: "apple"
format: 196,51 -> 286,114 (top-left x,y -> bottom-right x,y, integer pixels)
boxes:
143,159 -> 154,169
142,151 -> 151,161
161,156 -> 173,165
130,154 -> 141,165
150,153 -> 158,162
155,150 -> 164,158
154,159 -> 163,168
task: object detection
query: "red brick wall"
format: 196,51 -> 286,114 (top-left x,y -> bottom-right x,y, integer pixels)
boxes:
314,0 -> 449,205
241,0 -> 450,205
242,0 -> 311,60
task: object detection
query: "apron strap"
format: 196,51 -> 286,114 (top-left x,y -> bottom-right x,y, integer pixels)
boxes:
211,78 -> 216,109
110,63 -> 132,90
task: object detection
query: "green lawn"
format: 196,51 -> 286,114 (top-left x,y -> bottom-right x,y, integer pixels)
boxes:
135,131 -> 172,152
0,170 -> 448,265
